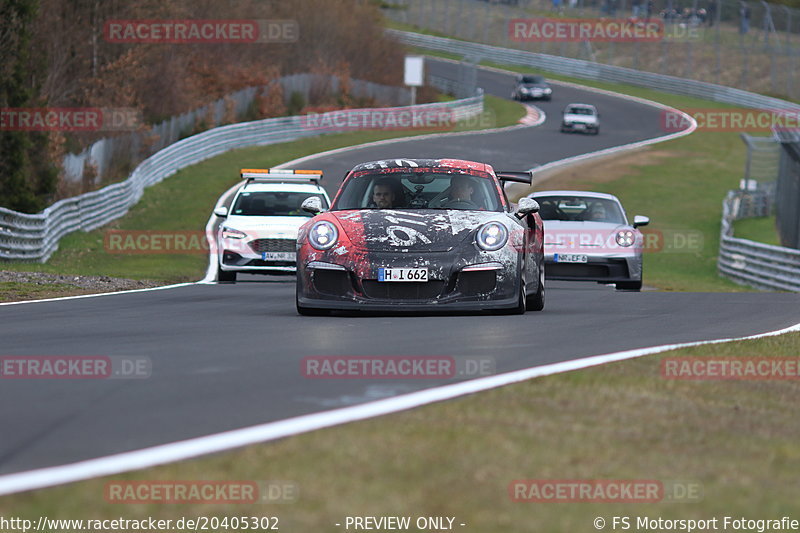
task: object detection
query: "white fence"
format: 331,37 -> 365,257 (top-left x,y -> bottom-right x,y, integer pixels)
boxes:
719,188 -> 800,291
0,94 -> 483,262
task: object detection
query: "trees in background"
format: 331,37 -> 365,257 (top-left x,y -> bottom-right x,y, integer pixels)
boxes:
1,0 -> 405,212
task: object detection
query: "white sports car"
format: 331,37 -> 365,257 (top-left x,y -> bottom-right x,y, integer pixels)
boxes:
561,103 -> 599,135
214,169 -> 332,282
529,191 -> 649,291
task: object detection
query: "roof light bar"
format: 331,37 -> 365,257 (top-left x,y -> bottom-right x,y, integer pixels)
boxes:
240,168 -> 323,182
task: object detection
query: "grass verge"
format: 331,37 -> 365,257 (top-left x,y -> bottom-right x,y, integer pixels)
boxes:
733,216 -> 781,246
4,331 -> 799,527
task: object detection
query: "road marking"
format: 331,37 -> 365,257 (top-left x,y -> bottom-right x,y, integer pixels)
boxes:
0,320 -> 797,496
0,283 -> 195,306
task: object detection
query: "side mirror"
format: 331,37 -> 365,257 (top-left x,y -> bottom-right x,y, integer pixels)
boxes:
301,196 -> 324,215
214,206 -> 228,218
633,215 -> 650,228
515,197 -> 540,219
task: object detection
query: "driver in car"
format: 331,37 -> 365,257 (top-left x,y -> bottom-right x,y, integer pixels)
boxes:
443,176 -> 477,208
371,179 -> 396,208
587,204 -> 608,221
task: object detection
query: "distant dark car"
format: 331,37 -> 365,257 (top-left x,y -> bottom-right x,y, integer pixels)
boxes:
512,74 -> 552,101
295,158 -> 545,315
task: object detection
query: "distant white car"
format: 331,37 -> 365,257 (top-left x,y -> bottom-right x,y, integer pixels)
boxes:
561,103 -> 599,135
214,169 -> 331,282
528,190 -> 649,291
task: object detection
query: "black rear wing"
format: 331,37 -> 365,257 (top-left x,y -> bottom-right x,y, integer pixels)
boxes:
496,170 -> 533,184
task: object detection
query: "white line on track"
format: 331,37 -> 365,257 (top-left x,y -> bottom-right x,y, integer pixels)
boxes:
1,320 -> 798,496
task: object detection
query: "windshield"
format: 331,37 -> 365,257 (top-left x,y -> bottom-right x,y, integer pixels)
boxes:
536,196 -> 626,224
332,170 -> 503,211
521,75 -> 544,84
566,107 -> 595,115
231,191 -> 327,217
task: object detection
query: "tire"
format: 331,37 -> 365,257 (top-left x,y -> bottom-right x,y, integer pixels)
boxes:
527,264 -> 545,311
616,280 -> 642,291
592,127 -> 599,135
510,280 -> 527,315
217,267 -> 236,283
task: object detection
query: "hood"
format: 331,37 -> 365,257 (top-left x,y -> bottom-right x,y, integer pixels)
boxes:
332,209 -> 501,253
522,83 -> 549,89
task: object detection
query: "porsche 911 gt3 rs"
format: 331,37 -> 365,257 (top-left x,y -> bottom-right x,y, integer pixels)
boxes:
529,190 -> 650,291
295,158 -> 545,314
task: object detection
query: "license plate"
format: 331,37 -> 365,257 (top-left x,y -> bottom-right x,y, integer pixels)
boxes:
554,253 -> 588,263
574,123 -> 586,130
378,268 -> 428,282
262,252 -> 295,261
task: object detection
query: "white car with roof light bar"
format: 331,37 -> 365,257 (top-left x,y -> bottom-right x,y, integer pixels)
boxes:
561,103 -> 599,135
214,169 -> 331,282
528,190 -> 650,291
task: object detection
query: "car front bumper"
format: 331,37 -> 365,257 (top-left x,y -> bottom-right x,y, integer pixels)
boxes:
218,236 -> 297,273
544,253 -> 641,283
297,251 -> 524,311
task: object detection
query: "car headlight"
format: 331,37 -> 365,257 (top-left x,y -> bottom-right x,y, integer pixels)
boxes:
544,88 -> 552,93
221,227 -> 247,240
308,221 -> 338,250
616,229 -> 635,247
476,222 -> 509,251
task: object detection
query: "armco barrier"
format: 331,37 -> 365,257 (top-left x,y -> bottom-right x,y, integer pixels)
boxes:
718,189 -> 800,291
0,95 -> 482,262
393,30 -> 800,291
389,30 -> 800,112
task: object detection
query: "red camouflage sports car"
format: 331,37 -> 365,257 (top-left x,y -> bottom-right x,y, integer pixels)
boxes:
294,158 -> 545,315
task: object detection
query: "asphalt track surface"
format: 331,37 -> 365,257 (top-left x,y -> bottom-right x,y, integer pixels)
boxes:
1,58 -> 799,478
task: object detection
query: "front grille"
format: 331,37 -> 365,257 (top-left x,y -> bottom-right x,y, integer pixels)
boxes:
244,259 -> 295,267
248,238 -> 295,254
313,270 -> 351,295
456,270 -> 497,295
548,262 -> 629,278
361,280 -> 445,300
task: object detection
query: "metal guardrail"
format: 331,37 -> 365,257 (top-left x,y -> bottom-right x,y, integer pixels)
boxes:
390,29 -> 800,112
719,189 -> 800,291
0,95 -> 483,262
391,30 -> 800,291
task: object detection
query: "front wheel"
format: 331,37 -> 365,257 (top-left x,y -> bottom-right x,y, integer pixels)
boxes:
527,264 -> 545,311
616,280 -> 642,291
217,267 -> 236,283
